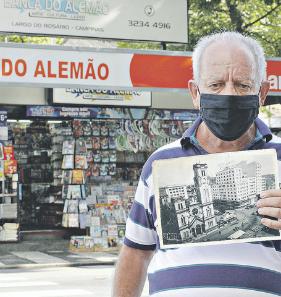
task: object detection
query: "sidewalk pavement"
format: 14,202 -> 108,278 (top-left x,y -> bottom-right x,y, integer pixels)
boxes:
0,239 -> 118,269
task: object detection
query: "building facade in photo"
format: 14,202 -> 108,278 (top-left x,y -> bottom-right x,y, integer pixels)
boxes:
212,161 -> 263,209
163,163 -> 217,242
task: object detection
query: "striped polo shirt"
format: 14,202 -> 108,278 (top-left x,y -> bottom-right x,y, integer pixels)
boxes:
124,117 -> 281,297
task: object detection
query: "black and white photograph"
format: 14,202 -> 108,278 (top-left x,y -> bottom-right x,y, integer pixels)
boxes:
153,149 -> 281,249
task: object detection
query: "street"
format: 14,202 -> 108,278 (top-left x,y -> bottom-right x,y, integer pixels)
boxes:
205,206 -> 260,241
0,265 -> 149,297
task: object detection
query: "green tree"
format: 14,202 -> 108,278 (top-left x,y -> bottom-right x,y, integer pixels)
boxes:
1,1 -> 280,57
188,0 -> 281,56
118,0 -> 281,57
0,35 -> 63,45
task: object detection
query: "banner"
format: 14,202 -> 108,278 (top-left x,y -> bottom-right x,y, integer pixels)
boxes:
0,0 -> 188,43
52,88 -> 151,106
0,43 -> 280,94
26,106 -> 199,120
27,106 -> 100,118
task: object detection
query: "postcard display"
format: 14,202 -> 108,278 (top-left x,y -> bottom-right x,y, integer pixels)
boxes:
0,128 -> 19,242
9,117 -> 186,249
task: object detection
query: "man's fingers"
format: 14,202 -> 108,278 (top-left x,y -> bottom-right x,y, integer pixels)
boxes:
261,218 -> 281,230
258,207 -> 281,219
256,197 -> 281,208
260,190 -> 281,199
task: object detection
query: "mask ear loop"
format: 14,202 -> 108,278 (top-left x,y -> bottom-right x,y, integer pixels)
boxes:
197,86 -> 201,109
258,86 -> 261,96
257,86 -> 262,106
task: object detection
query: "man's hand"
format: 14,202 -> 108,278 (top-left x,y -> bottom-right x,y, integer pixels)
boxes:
257,189 -> 281,230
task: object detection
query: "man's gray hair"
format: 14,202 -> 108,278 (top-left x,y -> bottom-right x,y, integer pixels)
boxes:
192,31 -> 267,87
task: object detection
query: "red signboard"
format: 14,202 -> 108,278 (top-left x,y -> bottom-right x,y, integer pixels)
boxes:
0,44 -> 280,94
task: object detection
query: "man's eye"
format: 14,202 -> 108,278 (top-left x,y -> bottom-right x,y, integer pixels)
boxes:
239,84 -> 251,90
209,83 -> 222,89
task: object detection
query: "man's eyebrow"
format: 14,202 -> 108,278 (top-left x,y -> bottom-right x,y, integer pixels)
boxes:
204,76 -> 255,82
233,77 -> 255,83
204,77 -> 225,82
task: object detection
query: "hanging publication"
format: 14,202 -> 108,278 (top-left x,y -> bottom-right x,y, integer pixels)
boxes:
153,149 -> 281,249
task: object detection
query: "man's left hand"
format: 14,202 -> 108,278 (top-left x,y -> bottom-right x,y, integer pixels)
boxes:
257,189 -> 281,230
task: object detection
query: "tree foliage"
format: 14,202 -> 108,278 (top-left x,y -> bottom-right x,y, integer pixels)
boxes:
0,35 -> 63,45
118,0 -> 281,57
0,1 -> 280,57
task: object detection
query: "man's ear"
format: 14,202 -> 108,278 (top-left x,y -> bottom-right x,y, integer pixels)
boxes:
259,80 -> 270,106
188,80 -> 200,109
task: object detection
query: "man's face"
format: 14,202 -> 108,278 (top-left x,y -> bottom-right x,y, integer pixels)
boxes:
200,41 -> 256,95
189,41 -> 269,108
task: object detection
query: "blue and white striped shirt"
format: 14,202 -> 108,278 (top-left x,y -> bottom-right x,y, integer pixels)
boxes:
124,117 -> 281,297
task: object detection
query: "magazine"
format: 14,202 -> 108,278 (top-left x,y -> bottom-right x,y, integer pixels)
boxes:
92,137 -> 101,150
4,146 -> 15,160
0,143 -> 4,159
62,155 -> 74,169
108,224 -> 118,237
62,185 -> 69,199
101,151 -> 109,163
75,155 -> 87,169
100,122 -> 108,136
62,140 -> 75,155
4,160 -> 17,175
92,121 -> 100,136
75,140 -> 87,155
117,224 -> 126,238
68,185 -> 81,199
100,137 -> 109,150
79,200 -> 88,213
62,170 -> 72,184
67,200 -> 79,213
81,121 -> 92,136
90,226 -> 102,238
68,213 -> 79,228
73,120 -> 84,138
72,169 -> 84,184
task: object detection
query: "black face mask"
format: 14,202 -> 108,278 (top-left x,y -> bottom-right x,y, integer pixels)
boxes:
199,93 -> 260,141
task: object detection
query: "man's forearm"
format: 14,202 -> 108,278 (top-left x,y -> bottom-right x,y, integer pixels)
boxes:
112,245 -> 154,297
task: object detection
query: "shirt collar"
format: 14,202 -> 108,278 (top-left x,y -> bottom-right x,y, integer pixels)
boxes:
181,116 -> 272,150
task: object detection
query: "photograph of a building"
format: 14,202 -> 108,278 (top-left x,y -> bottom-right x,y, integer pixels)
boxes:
153,149 -> 280,248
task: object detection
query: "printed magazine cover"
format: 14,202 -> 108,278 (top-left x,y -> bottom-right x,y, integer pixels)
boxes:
72,169 -> 84,184
153,149 -> 281,249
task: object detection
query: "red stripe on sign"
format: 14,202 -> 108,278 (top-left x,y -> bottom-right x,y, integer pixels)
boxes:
130,55 -> 193,89
267,60 -> 281,93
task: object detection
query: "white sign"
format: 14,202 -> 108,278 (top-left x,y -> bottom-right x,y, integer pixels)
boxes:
0,43 -> 134,89
0,43 -> 193,91
0,0 -> 188,43
53,88 -> 151,107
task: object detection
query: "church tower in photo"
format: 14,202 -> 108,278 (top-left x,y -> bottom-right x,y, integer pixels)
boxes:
193,163 -> 217,232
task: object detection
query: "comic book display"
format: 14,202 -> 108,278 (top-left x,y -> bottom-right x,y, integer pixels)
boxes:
8,114 -> 189,249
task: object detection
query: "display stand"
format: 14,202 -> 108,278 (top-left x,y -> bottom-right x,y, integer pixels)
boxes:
0,143 -> 19,242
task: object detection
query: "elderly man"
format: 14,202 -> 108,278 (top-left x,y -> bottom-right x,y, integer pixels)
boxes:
113,32 -> 281,297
